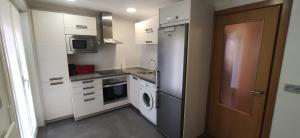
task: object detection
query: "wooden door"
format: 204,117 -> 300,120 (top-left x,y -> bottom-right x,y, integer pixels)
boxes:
207,6 -> 281,138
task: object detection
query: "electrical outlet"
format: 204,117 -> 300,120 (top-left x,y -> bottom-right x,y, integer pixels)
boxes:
284,84 -> 300,94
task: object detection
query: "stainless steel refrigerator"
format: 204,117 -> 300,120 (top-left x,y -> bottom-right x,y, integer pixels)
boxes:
157,24 -> 188,138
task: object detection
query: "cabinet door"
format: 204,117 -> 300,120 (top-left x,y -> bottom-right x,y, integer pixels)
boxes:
129,75 -> 140,109
159,1 -> 190,25
36,44 -> 69,83
63,14 -> 97,36
135,16 -> 159,45
31,10 -> 65,47
73,94 -> 103,119
31,10 -> 70,83
41,80 -> 72,121
63,14 -> 96,30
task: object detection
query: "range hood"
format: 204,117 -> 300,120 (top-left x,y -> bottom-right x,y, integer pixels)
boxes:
98,12 -> 121,44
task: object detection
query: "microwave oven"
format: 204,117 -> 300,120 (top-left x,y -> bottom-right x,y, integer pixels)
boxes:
66,35 -> 97,54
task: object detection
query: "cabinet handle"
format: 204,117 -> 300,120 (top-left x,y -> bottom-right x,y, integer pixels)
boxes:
145,28 -> 153,33
166,16 -> 179,22
133,77 -> 138,80
82,80 -> 94,84
145,41 -> 153,44
50,82 -> 63,86
83,86 -> 94,90
49,77 -> 63,81
83,92 -> 95,96
76,25 -> 88,29
84,98 -> 95,102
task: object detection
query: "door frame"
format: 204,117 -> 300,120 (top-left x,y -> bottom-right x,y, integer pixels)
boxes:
206,0 -> 293,137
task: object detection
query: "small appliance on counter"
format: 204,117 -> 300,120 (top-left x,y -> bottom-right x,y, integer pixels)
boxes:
68,64 -> 95,76
68,64 -> 77,76
76,65 -> 95,75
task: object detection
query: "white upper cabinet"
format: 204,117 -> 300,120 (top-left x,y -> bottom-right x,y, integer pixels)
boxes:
31,10 -> 69,83
31,10 -> 66,47
159,1 -> 190,26
63,14 -> 97,36
135,16 -> 159,45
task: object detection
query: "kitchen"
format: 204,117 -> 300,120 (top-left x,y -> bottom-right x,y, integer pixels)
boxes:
24,0 -> 214,138
1,0 -> 296,138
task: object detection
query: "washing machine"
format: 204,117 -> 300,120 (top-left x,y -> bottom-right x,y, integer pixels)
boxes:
139,79 -> 157,125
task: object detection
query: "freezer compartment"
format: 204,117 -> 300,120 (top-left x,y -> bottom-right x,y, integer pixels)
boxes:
157,91 -> 183,138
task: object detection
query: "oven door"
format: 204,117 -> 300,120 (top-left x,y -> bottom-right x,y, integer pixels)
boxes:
103,82 -> 127,104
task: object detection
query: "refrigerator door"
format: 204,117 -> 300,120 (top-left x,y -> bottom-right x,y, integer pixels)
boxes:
157,91 -> 182,138
158,24 -> 188,99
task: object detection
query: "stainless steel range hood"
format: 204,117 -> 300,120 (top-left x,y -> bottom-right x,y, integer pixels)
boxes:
98,12 -> 121,44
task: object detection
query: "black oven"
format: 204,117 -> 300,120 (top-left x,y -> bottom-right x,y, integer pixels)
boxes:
102,76 -> 127,104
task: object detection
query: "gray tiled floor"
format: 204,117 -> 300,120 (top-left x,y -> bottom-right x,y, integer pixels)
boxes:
37,107 -> 165,138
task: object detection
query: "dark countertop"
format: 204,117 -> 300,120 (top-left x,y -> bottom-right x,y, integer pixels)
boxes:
125,67 -> 156,84
70,67 -> 156,84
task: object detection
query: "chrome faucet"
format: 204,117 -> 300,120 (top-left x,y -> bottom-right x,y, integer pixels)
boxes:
147,59 -> 157,73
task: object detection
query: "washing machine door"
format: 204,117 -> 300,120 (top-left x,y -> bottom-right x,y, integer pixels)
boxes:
142,90 -> 153,110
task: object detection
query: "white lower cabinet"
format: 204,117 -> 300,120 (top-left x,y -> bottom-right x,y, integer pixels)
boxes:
73,93 -> 103,119
71,78 -> 103,120
41,80 -> 73,121
129,75 -> 140,109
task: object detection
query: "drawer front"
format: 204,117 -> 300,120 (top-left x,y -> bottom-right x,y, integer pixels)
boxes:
73,89 -> 102,100
72,84 -> 101,94
71,79 -> 102,88
73,94 -> 103,118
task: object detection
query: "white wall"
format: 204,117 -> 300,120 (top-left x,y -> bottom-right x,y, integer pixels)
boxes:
138,45 -> 157,70
68,17 -> 140,70
270,0 -> 300,137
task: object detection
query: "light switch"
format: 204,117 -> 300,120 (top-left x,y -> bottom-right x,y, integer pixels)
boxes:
284,84 -> 300,94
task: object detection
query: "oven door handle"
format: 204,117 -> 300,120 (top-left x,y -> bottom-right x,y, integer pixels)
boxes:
103,82 -> 127,88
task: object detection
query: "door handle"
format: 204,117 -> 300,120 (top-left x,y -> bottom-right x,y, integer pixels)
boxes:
83,86 -> 94,90
76,25 -> 88,29
249,90 -> 265,96
50,82 -> 63,86
166,16 -> 178,22
145,41 -> 153,44
49,77 -> 63,81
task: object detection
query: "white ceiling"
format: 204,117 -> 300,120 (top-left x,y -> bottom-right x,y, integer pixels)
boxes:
28,0 -> 181,20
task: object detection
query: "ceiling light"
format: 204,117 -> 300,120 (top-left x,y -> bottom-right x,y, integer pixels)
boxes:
126,8 -> 137,13
67,0 -> 76,2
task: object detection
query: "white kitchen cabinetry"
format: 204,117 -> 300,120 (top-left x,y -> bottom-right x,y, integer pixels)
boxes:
159,1 -> 190,26
71,79 -> 103,120
63,14 -> 97,36
31,10 -> 72,121
129,75 -> 140,109
31,10 -> 70,83
135,16 -> 159,45
40,80 -> 72,120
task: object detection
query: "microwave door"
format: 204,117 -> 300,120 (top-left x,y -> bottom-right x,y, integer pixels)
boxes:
70,39 -> 88,51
